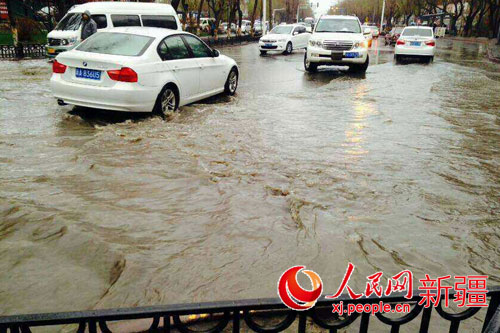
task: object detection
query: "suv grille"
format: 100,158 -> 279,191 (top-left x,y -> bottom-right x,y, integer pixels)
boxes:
323,40 -> 353,51
48,38 -> 61,46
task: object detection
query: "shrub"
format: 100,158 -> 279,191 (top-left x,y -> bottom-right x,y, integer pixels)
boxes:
16,17 -> 44,42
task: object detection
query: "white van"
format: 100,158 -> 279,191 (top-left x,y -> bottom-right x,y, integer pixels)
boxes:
46,2 -> 181,57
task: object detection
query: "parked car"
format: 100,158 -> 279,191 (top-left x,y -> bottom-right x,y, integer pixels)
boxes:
304,15 -> 369,73
365,25 -> 379,37
361,24 -> 374,47
199,17 -> 215,31
254,20 -> 264,34
259,24 -> 310,55
240,20 -> 252,34
46,2 -> 181,58
385,26 -> 404,46
50,27 -> 239,115
221,22 -> 236,33
395,26 -> 435,62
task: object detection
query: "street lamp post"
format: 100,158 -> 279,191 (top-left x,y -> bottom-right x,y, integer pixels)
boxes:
263,0 -> 267,35
380,0 -> 385,30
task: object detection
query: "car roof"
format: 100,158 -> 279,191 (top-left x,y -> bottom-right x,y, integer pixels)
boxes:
404,26 -> 433,29
69,1 -> 176,14
320,15 -> 359,20
102,26 -> 186,38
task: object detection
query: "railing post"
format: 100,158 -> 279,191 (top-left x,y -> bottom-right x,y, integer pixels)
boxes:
359,312 -> 370,333
419,307 -> 432,333
232,310 -> 240,333
298,312 -> 306,333
483,294 -> 500,332
483,305 -> 500,333
15,44 -> 24,59
162,315 -> 170,333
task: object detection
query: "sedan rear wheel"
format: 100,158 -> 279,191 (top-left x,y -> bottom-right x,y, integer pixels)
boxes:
154,86 -> 177,116
161,89 -> 176,114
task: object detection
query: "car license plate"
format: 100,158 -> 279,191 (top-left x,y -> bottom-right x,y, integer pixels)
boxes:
265,43 -> 273,47
48,48 -> 55,54
344,52 -> 359,58
410,41 -> 421,46
331,52 -> 343,60
75,68 -> 101,80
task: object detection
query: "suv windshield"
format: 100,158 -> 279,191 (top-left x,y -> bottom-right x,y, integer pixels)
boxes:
54,13 -> 82,31
315,18 -> 361,33
270,26 -> 293,34
76,32 -> 154,56
402,28 -> 433,37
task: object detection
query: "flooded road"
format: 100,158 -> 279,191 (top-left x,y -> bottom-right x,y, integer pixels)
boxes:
1,38 -> 500,320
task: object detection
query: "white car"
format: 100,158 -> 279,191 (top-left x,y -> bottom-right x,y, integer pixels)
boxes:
304,15 -> 370,73
46,2 -> 181,58
240,20 -> 252,34
394,26 -> 435,62
259,24 -> 310,55
361,25 -> 373,47
50,27 -> 239,115
199,18 -> 215,31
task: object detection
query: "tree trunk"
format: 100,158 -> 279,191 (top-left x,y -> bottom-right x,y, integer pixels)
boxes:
5,0 -> 18,46
196,0 -> 205,35
250,0 -> 259,36
171,0 -> 181,12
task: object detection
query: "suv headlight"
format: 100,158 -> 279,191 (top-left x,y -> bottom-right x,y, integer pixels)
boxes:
309,39 -> 322,47
355,40 -> 367,48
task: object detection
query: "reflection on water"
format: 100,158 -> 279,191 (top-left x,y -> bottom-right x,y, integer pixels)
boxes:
0,40 -> 499,327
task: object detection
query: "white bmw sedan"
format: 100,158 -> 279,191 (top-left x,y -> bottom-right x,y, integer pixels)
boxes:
395,26 -> 435,63
50,27 -> 239,115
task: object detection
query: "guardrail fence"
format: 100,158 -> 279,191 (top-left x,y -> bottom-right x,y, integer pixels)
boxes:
1,286 -> 499,332
0,44 -> 45,59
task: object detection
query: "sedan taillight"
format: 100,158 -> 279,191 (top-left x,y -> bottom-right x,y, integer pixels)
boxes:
396,39 -> 405,45
425,40 -> 436,46
52,60 -> 67,74
107,67 -> 138,83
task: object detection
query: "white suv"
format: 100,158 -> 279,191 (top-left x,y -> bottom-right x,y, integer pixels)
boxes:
304,15 -> 370,73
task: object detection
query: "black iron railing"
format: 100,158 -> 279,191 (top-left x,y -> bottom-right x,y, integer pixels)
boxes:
201,34 -> 260,47
1,286 -> 499,332
0,44 -> 46,59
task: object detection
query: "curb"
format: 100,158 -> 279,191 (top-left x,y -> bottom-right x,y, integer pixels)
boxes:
487,48 -> 500,63
487,40 -> 500,63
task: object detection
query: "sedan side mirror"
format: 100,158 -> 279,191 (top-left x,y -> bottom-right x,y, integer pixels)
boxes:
293,31 -> 298,36
212,49 -> 220,57
363,27 -> 371,35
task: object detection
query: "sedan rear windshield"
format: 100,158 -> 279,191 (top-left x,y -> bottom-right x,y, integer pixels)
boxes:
77,32 -> 154,56
315,19 -> 361,33
402,28 -> 433,37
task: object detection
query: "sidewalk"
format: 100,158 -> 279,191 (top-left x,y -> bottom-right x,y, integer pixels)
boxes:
442,35 -> 490,44
442,36 -> 500,63
487,39 -> 500,63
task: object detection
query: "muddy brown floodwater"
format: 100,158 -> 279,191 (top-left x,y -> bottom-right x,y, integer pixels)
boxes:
0,39 -> 499,330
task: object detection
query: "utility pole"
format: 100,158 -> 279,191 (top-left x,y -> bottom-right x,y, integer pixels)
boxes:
379,0 -> 385,30
263,0 -> 267,34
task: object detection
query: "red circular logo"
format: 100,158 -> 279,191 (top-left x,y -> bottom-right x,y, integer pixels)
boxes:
277,266 -> 323,310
